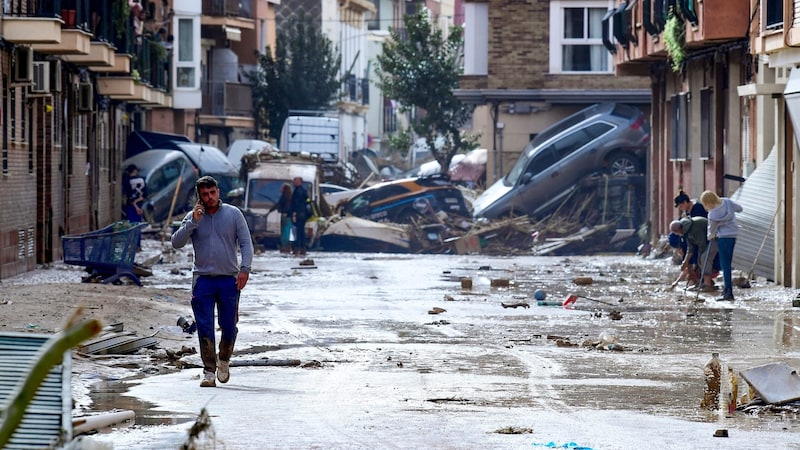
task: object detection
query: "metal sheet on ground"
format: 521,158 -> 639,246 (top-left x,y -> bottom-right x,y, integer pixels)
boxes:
740,361 -> 800,405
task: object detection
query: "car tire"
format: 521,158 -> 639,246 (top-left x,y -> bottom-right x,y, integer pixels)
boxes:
606,151 -> 640,176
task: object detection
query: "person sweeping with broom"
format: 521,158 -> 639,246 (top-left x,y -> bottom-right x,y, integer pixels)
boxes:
669,216 -> 720,293
700,190 -> 743,301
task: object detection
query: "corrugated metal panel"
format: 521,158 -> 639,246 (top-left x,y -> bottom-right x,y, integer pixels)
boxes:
731,150 -> 777,280
0,332 -> 72,449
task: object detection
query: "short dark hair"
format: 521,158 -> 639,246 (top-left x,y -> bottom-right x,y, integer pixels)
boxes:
196,176 -> 218,190
125,164 -> 138,174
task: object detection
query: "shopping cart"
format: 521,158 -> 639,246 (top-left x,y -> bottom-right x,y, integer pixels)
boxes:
61,221 -> 148,286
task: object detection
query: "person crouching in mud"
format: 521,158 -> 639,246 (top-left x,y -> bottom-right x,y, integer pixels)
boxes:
171,176 -> 254,387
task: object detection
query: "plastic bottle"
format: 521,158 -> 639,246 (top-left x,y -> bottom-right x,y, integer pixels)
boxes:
701,352 -> 721,410
724,366 -> 737,415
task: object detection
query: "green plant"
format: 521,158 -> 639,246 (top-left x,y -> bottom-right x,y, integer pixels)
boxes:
663,11 -> 686,72
387,128 -> 414,157
150,40 -> 168,62
112,0 -> 131,41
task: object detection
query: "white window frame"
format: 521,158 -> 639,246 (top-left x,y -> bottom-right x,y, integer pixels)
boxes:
464,2 -> 488,76
549,0 -> 614,75
174,16 -> 200,90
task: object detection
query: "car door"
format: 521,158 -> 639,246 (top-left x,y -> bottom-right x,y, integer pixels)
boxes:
146,158 -> 187,222
511,145 -> 560,214
553,122 -> 614,184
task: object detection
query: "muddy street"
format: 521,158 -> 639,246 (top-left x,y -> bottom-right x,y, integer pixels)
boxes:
83,250 -> 800,449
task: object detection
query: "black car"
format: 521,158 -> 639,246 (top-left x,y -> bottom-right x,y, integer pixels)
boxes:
341,175 -> 471,224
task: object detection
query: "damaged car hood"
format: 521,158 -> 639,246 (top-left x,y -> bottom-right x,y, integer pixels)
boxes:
471,178 -> 512,218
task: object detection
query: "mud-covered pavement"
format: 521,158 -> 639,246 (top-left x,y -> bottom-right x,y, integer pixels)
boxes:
67,246 -> 800,449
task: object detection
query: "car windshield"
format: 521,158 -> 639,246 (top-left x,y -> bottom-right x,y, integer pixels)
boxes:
505,143 -> 539,185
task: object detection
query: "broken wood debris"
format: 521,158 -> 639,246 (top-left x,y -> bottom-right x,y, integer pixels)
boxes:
494,426 -> 533,434
501,302 -> 530,309
79,328 -> 158,355
229,358 -> 302,367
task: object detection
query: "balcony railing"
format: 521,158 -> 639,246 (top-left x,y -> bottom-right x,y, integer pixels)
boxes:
5,0 -> 63,17
201,81 -> 252,117
132,38 -> 171,91
341,75 -> 369,105
202,0 -> 252,18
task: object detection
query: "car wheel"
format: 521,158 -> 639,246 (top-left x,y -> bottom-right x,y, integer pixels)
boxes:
606,151 -> 640,176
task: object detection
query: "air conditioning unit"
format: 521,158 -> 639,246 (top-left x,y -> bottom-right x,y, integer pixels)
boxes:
50,61 -> 62,93
77,83 -> 93,112
30,61 -> 50,94
13,46 -> 33,83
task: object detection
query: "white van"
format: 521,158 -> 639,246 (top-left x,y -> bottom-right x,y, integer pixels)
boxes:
279,116 -> 341,162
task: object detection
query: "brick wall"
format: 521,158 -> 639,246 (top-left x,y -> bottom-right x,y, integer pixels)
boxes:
461,0 -> 649,91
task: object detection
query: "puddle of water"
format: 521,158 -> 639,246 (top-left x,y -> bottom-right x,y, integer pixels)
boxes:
89,379 -> 195,428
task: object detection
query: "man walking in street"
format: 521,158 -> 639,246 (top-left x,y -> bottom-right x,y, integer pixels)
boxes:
171,176 -> 254,387
290,176 -> 310,256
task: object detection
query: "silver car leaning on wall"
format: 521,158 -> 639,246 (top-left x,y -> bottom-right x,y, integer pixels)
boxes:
472,103 -> 651,220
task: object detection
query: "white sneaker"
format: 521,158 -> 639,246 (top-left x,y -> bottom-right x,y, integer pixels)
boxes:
200,371 -> 216,387
217,360 -> 230,384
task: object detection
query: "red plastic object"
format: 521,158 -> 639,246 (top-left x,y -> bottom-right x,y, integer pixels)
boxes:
563,294 -> 578,309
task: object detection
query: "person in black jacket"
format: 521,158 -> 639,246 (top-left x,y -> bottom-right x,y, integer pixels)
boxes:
289,177 -> 310,255
671,190 -> 708,278
269,183 -> 293,253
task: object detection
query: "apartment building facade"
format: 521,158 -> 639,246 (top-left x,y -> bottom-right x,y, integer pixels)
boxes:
457,0 -> 651,186
0,0 -> 277,280
746,0 -> 800,287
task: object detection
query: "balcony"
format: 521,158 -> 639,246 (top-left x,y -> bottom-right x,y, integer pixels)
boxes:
32,28 -> 92,55
97,76 -> 140,98
609,0 -> 749,75
130,39 -> 172,91
201,0 -> 255,30
682,0 -> 750,49
97,77 -> 170,107
202,0 -> 252,18
198,81 -> 254,128
608,0 -> 666,74
338,75 -> 370,114
93,53 -> 131,73
62,41 -> 115,67
754,0 -> 795,53
2,17 -> 62,44
1,0 -> 68,44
